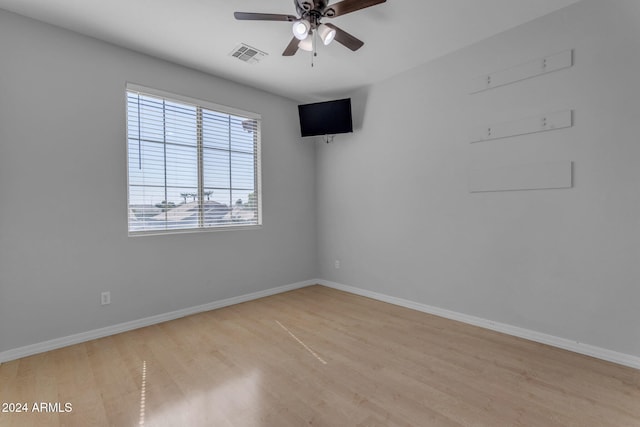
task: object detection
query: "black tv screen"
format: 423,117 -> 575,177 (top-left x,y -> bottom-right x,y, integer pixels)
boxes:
298,98 -> 353,137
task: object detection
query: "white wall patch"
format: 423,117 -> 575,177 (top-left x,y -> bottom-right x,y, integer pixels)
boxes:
471,110 -> 573,143
470,50 -> 573,94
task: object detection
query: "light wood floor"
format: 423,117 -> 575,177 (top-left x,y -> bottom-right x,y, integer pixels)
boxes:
1,285 -> 639,426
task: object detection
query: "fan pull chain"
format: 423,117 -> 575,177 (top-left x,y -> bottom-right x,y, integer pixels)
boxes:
311,30 -> 317,67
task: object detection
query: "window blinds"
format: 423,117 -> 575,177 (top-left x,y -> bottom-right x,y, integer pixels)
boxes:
126,85 -> 261,235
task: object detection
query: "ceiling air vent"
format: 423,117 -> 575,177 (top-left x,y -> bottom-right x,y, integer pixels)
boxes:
229,44 -> 268,64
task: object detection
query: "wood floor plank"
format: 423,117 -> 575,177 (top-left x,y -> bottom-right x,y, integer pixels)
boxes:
1,285 -> 639,426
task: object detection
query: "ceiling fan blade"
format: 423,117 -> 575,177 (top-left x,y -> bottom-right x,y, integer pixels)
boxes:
283,37 -> 300,56
328,0 -> 386,17
234,12 -> 297,22
324,23 -> 364,51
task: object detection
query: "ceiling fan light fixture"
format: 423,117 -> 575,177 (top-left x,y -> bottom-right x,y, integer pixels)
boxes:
298,37 -> 313,52
292,19 -> 310,40
318,24 -> 336,45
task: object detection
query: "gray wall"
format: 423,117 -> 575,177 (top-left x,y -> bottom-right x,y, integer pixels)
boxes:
317,0 -> 640,357
0,10 -> 317,353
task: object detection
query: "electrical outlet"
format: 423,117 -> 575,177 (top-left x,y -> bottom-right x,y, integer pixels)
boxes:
334,260 -> 340,269
101,291 -> 111,306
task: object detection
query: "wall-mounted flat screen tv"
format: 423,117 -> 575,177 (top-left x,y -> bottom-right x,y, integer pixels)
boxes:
298,98 -> 353,137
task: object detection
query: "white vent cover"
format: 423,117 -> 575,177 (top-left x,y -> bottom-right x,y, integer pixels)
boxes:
229,44 -> 268,64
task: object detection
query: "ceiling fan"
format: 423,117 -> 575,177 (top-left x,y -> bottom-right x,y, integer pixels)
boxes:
234,0 -> 387,57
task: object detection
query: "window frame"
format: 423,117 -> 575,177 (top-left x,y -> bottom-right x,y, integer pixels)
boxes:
125,83 -> 262,236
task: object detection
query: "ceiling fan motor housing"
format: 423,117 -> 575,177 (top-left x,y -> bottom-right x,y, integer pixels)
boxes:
295,0 -> 334,19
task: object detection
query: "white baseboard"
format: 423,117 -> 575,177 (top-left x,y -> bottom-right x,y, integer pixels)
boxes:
4,279 -> 639,370
317,279 -> 640,370
0,280 -> 315,364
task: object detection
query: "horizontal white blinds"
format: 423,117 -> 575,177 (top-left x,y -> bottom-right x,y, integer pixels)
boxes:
126,86 -> 261,235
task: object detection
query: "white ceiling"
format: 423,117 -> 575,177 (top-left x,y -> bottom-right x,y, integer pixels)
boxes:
0,0 -> 581,102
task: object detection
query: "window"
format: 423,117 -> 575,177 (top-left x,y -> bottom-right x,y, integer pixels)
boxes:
126,84 -> 261,235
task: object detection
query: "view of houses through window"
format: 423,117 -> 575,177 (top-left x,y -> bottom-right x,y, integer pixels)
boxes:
126,86 -> 261,234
